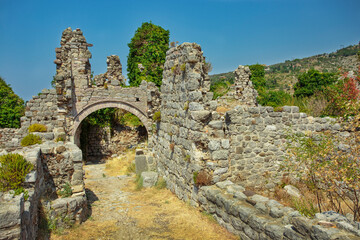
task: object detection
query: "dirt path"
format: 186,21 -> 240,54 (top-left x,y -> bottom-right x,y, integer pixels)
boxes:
51,156 -> 239,240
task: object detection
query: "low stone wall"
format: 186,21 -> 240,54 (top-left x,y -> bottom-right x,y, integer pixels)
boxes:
0,128 -> 22,151
198,180 -> 360,240
223,105 -> 343,189
0,147 -> 43,240
21,88 -> 65,140
0,141 -> 87,239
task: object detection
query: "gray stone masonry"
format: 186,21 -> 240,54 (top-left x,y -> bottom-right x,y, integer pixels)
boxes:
0,141 -> 87,239
198,180 -> 360,239
219,65 -> 258,107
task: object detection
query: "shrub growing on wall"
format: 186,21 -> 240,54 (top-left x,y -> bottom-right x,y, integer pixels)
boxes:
0,153 -> 33,192
0,77 -> 25,128
127,22 -> 169,87
21,134 -> 42,146
28,123 -> 47,132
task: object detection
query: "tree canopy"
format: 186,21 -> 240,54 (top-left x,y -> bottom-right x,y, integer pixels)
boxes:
127,22 -> 169,87
0,77 -> 25,128
294,69 -> 337,97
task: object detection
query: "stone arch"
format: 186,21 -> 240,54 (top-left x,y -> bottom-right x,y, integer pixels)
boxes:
71,99 -> 151,146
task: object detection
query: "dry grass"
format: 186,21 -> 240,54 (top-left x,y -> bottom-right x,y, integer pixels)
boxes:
123,181 -> 239,240
51,149 -> 239,240
51,220 -> 120,240
216,106 -> 231,114
104,150 -> 136,176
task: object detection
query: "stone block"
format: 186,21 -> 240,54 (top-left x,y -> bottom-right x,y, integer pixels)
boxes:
135,155 -> 148,174
141,171 -> 158,188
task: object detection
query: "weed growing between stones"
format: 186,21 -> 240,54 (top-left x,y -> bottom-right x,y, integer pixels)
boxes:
292,197 -> 318,218
57,182 -> 72,198
126,163 -> 136,175
28,123 -> 47,132
21,133 -> 42,146
193,170 -> 212,187
169,143 -> 175,152
135,174 -> 143,191
0,153 -> 33,192
155,177 -> 167,189
201,211 -> 217,223
55,136 -> 65,142
152,111 -> 161,122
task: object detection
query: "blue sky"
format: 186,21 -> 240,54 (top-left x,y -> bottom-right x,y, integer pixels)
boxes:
0,0 -> 359,101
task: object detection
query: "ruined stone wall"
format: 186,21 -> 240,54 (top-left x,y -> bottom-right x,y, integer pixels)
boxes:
198,180 -> 360,239
153,42 -> 216,205
84,126 -> 111,157
151,42 -> 359,239
21,88 -> 65,140
0,88 -> 62,151
219,65 -> 258,107
0,142 -> 87,239
0,147 -> 44,240
0,128 -> 22,151
225,105 -> 342,189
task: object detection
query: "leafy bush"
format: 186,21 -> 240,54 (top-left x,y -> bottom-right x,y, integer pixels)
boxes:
284,130 -> 360,221
323,67 -> 360,118
127,22 -> 169,87
210,80 -> 230,100
294,69 -> 337,97
153,111 -> 161,122
21,134 -> 42,146
85,108 -> 116,128
117,111 -> 143,127
28,123 -> 47,133
0,153 -> 33,192
0,77 -> 25,128
292,197 -> 318,218
57,182 -> 72,198
257,90 -> 292,108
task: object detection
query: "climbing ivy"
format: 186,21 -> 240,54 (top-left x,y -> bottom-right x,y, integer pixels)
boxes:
127,22 -> 169,87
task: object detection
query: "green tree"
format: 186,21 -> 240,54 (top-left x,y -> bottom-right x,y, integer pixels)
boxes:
294,69 -> 337,97
127,22 -> 170,87
0,77 -> 25,128
249,64 -> 266,91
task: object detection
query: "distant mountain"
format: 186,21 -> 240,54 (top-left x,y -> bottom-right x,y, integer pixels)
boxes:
210,43 -> 359,93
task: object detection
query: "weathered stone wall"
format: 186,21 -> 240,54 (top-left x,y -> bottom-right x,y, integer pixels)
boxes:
83,124 -> 147,158
0,147 -> 44,240
40,142 -> 87,228
225,105 -> 343,189
151,42 -> 359,239
0,142 -> 87,239
219,65 -> 258,107
83,126 -> 111,157
153,42 -> 215,205
0,128 -> 22,151
198,180 -> 360,239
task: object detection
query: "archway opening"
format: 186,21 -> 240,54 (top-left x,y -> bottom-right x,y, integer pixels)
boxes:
78,107 -> 148,162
